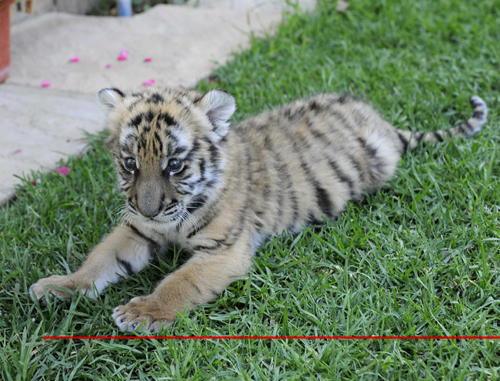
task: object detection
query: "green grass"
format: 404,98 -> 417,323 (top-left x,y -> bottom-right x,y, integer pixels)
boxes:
2,0 -> 500,379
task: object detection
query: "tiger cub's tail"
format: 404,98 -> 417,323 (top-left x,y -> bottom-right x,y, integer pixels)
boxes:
396,96 -> 488,151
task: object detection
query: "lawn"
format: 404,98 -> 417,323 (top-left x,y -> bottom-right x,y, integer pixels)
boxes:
1,0 -> 500,379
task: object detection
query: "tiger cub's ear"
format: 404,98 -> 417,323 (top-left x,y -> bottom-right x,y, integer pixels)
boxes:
196,88 -> 236,142
97,88 -> 126,115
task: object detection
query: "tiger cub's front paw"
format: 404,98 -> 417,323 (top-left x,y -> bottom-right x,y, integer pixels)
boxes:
29,275 -> 77,305
112,296 -> 175,333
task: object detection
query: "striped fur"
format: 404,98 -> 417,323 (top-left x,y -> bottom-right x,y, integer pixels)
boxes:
30,87 -> 488,333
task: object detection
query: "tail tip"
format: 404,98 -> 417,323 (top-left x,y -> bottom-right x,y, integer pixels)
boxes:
465,95 -> 487,137
470,95 -> 486,109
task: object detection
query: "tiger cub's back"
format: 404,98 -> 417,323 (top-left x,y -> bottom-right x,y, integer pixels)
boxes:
230,93 -> 487,237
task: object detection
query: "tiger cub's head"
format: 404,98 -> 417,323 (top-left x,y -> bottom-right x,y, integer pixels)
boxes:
98,86 -> 236,227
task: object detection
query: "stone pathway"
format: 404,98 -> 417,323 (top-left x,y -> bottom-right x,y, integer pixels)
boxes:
0,0 -> 315,204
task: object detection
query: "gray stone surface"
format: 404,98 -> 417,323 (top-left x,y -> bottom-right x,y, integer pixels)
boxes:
188,0 -> 316,14
0,84 -> 104,204
7,5 -> 281,94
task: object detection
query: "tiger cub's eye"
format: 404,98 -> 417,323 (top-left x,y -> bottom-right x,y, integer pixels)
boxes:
167,158 -> 184,174
123,158 -> 136,172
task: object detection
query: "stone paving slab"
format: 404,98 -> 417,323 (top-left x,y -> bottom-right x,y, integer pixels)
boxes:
188,0 -> 316,14
7,5 -> 281,94
0,84 -> 104,204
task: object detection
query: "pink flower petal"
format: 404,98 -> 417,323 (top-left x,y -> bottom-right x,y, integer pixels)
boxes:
67,139 -> 71,143
117,55 -> 128,61
70,57 -> 80,63
105,64 -> 113,68
78,152 -> 83,158
121,50 -> 129,56
36,178 -> 41,184
41,81 -> 52,87
13,149 -> 22,154
208,78 -> 216,83
144,57 -> 152,62
143,79 -> 155,86
55,166 -> 70,176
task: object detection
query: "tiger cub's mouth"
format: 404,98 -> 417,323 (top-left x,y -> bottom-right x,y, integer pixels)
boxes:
126,200 -> 185,223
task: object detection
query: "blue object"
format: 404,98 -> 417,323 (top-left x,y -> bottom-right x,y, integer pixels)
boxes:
117,0 -> 133,17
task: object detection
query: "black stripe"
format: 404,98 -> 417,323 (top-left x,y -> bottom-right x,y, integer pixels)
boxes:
120,143 -> 134,156
472,110 -> 483,119
130,114 -> 143,128
129,224 -> 160,249
307,212 -> 323,225
304,120 -> 362,194
184,139 -> 201,162
209,289 -> 220,298
159,112 -> 177,126
199,158 -> 206,180
331,110 -> 355,132
192,239 -> 227,252
357,137 -> 377,157
187,219 -> 211,238
415,132 -> 425,145
205,138 -> 220,164
110,88 -> 125,97
144,112 -> 154,125
396,131 -> 409,153
328,159 -> 355,199
186,187 -> 227,239
172,146 -> 187,156
313,180 -> 334,218
433,131 -> 444,142
205,179 -> 218,189
263,135 -> 296,226
281,126 -> 336,221
117,258 -> 134,276
309,100 -> 321,112
337,94 -> 349,104
353,137 -> 377,183
146,93 -> 164,104
345,153 -> 364,184
254,220 -> 264,230
186,194 -> 208,213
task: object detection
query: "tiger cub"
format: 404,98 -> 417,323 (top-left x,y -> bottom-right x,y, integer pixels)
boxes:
30,87 -> 487,332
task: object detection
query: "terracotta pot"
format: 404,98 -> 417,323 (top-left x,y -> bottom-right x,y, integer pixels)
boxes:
0,0 -> 15,83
